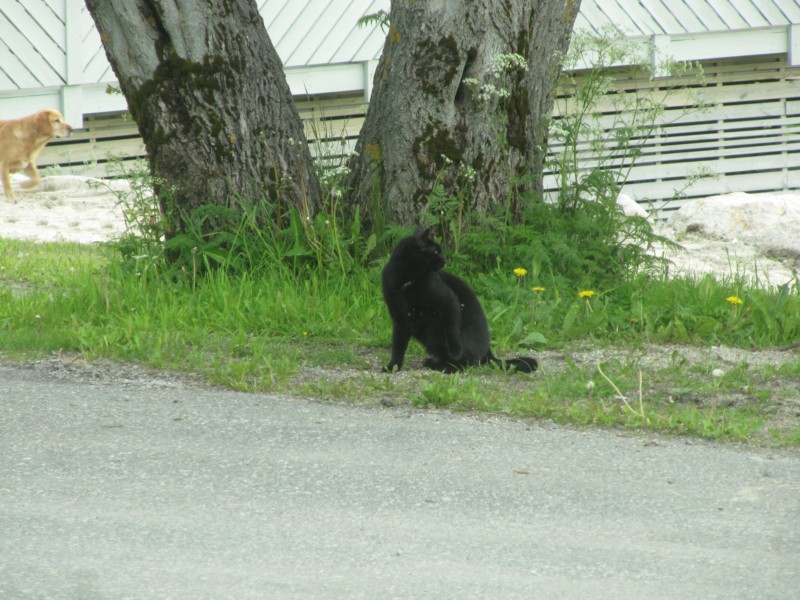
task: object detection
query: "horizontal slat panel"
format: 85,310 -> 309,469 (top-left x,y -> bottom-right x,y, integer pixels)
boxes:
554,77 -> 800,117
299,103 -> 367,115
548,113 -> 800,151
547,146 -> 800,180
544,169 -> 800,209
560,55 -> 793,95
29,56 -> 800,218
546,53 -> 800,213
302,118 -> 364,137
297,94 -> 365,145
623,169 -> 800,208
544,145 -> 800,186
38,137 -> 147,165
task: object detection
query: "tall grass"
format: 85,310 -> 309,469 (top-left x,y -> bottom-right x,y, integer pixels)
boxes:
2,233 -> 798,362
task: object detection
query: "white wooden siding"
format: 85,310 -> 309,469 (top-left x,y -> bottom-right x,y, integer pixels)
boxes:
574,0 -> 800,35
2,1 -> 798,98
77,3 -> 113,84
262,0 -> 386,66
0,0 -> 391,125
0,0 -> 66,89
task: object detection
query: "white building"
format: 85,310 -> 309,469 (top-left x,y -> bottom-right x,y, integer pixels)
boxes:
1,0 -> 799,208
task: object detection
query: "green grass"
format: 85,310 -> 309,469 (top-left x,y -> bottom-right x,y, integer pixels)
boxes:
1,236 -> 798,447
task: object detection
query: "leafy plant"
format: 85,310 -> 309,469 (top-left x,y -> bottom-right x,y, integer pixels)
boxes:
356,9 -> 390,32
549,27 -> 707,211
419,157 -> 476,254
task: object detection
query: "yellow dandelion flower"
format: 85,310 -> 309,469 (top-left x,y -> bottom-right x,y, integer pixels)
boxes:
579,290 -> 595,299
513,268 -> 527,277
532,286 -> 545,293
726,296 -> 743,305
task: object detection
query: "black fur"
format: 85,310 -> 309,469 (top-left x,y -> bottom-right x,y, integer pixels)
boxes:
381,228 -> 538,373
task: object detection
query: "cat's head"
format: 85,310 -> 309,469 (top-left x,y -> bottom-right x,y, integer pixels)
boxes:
391,227 -> 445,273
409,227 -> 445,271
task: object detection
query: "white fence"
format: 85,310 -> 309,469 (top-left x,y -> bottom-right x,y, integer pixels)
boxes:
544,55 -> 800,211
33,53 -> 800,213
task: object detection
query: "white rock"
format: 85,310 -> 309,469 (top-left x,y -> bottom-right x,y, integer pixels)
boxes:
616,193 -> 650,219
652,192 -> 800,286
666,192 -> 800,268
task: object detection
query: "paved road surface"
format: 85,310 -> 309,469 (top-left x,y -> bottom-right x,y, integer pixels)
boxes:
1,363 -> 798,599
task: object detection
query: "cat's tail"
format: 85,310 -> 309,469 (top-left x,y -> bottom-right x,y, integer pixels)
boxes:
487,351 -> 538,373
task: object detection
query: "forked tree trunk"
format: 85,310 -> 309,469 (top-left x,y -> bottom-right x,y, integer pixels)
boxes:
85,0 -> 321,237
347,0 -> 580,226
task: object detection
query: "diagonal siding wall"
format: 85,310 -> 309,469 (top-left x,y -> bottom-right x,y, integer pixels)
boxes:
0,0 -> 388,91
260,0 -> 386,66
3,1 -> 798,94
0,0 -> 67,89
0,0 -> 390,126
574,0 -> 800,35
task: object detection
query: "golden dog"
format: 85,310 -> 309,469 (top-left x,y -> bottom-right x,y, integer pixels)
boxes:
0,109 -> 73,203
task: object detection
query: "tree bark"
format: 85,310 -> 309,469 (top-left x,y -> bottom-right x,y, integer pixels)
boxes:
346,0 -> 580,227
85,0 -> 321,237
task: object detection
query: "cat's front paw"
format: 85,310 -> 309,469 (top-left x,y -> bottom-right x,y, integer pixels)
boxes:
422,357 -> 444,370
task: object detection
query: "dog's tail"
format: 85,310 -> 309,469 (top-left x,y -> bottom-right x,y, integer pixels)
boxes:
487,351 -> 538,373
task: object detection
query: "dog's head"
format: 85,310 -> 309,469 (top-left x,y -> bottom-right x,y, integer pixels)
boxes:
35,109 -> 73,139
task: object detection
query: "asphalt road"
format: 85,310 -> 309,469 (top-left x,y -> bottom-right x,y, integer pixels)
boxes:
1,363 -> 799,599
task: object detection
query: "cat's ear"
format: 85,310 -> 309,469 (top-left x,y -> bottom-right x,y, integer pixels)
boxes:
415,227 -> 436,241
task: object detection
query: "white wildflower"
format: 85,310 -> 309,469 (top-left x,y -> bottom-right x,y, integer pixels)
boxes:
489,52 -> 528,76
460,164 -> 477,183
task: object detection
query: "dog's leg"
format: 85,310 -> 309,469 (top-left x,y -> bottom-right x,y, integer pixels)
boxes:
1,164 -> 16,203
20,163 -> 41,190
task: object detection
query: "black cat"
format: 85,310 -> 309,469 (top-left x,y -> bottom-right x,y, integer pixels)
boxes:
381,227 -> 538,373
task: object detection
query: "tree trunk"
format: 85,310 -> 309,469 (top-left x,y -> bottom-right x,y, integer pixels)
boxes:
85,0 -> 321,237
347,0 -> 580,227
